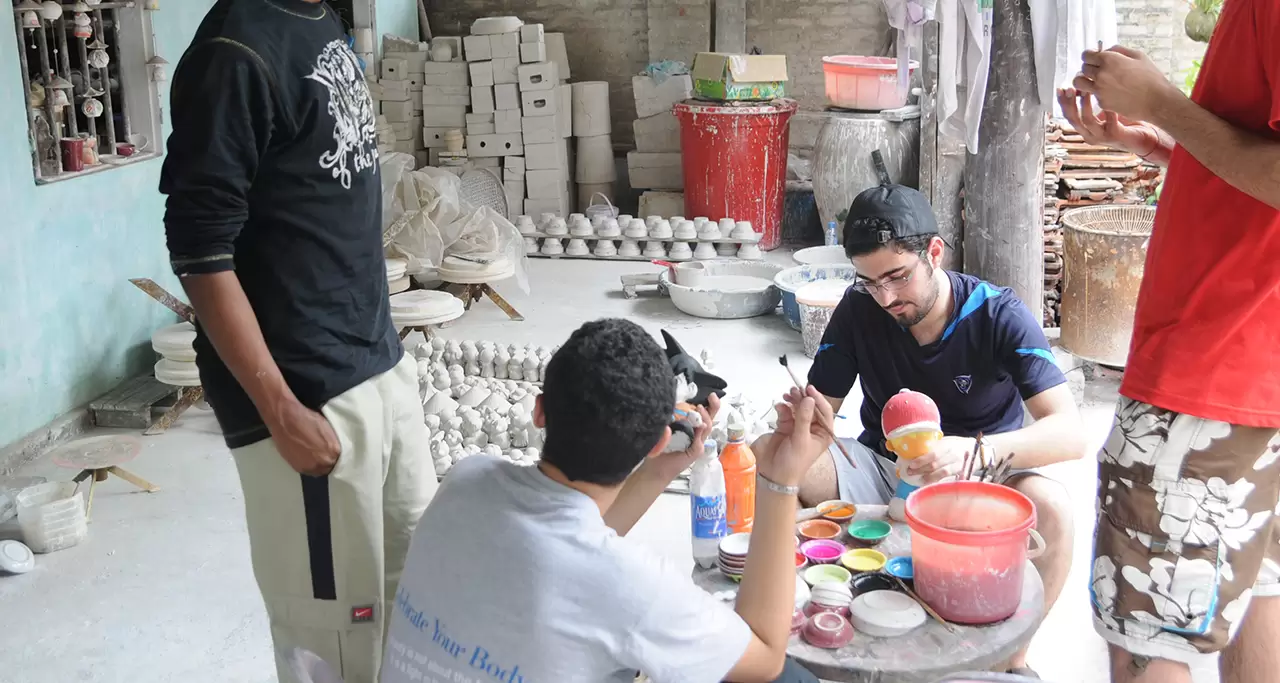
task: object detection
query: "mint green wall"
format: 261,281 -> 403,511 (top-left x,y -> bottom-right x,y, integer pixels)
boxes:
376,0 -> 420,53
0,0 -> 417,449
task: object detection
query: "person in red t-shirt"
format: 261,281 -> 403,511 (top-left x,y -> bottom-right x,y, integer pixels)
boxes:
1057,1 -> 1280,681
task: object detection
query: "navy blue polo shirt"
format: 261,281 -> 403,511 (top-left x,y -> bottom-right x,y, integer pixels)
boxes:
808,271 -> 1065,458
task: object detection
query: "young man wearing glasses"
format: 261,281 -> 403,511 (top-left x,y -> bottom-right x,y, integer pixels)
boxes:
799,183 -> 1089,677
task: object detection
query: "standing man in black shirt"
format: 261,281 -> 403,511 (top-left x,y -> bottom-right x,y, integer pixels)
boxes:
159,2 -> 436,682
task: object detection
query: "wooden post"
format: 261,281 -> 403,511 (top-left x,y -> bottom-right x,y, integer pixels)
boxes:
918,20 -> 965,271
962,0 -> 1044,308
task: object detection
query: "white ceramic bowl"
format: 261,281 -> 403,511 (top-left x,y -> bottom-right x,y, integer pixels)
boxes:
793,245 -> 849,265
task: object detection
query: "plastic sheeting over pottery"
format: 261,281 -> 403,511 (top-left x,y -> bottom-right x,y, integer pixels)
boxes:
380,153 -> 530,293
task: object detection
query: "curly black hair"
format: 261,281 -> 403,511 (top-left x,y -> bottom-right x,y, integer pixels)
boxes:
540,318 -> 675,486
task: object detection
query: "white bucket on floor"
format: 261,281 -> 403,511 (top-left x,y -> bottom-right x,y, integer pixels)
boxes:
16,482 -> 87,553
795,281 -> 850,358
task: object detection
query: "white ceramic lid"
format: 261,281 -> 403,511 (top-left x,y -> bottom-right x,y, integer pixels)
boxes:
848,590 -> 926,637
0,540 -> 35,574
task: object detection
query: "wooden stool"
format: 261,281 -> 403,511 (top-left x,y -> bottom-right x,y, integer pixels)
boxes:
49,435 -> 158,520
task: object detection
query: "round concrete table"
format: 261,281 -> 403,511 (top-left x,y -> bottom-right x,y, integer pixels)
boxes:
691,505 -> 1044,683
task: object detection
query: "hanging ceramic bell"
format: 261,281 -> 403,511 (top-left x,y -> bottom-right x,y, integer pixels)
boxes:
147,55 -> 169,82
16,0 -> 42,11
46,74 -> 73,91
39,1 -> 63,20
88,49 -> 109,69
51,89 -> 70,108
82,97 -> 103,118
72,1 -> 90,11
73,15 -> 93,39
85,0 -> 101,4
86,37 -> 106,50
83,86 -> 104,98
21,11 -> 40,29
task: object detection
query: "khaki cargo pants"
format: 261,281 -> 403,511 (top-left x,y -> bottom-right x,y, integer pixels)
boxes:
231,354 -> 437,683
1092,397 -> 1280,665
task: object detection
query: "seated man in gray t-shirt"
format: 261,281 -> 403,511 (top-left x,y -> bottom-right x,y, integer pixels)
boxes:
381,318 -> 837,683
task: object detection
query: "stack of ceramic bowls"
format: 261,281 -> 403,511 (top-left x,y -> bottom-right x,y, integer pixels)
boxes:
717,532 -> 750,581
151,322 -> 200,388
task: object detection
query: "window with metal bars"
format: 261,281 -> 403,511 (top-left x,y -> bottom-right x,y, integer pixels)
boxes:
10,1 -> 164,184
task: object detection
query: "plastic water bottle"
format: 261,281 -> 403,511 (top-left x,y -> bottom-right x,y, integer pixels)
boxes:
824,220 -> 840,246
720,425 -> 757,534
690,439 -> 728,569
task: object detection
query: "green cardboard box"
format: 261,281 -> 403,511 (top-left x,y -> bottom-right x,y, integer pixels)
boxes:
691,52 -> 789,101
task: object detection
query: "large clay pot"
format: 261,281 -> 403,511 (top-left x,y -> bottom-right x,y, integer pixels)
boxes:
811,107 -> 921,236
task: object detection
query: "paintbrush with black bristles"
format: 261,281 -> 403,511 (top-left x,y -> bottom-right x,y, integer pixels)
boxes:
778,355 -> 857,469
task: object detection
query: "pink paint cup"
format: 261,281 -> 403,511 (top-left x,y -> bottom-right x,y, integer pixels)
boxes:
800,539 -> 846,565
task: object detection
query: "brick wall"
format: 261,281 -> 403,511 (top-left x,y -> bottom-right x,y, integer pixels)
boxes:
1114,0 -> 1206,87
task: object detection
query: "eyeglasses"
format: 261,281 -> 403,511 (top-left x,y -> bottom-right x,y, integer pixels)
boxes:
852,258 -> 923,295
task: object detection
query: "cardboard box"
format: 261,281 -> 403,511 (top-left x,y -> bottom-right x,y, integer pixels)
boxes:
492,58 -> 520,85
517,62 -> 558,92
471,86 -> 496,114
632,74 -> 691,118
490,32 -> 520,60
468,61 -> 494,87
519,41 -> 546,64
690,52 -> 788,101
525,142 -> 564,170
632,112 -> 681,152
463,34 -> 492,62
468,133 -> 524,158
626,151 -> 684,189
494,83 -> 520,111
421,62 -> 469,86
422,105 -> 469,128
421,85 -> 470,107
521,90 -> 557,117
495,109 -> 522,134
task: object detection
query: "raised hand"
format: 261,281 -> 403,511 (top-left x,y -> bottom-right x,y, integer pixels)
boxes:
753,386 -> 835,488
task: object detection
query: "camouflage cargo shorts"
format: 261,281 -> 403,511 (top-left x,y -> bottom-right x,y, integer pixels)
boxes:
1091,397 -> 1280,664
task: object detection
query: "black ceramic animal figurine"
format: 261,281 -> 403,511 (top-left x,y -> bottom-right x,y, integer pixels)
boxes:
661,330 -> 728,453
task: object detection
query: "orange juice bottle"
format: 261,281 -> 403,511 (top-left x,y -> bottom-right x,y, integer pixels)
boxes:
719,425 -> 756,533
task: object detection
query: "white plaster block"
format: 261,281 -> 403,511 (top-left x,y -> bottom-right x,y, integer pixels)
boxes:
471,86 -> 496,114
382,99 -> 415,122
520,24 -> 544,42
422,105 -> 469,128
505,156 -> 526,174
422,85 -> 471,107
505,182 -> 525,218
519,42 -> 546,64
525,197 -> 569,216
430,37 -> 464,63
525,142 -> 564,171
517,62 -> 559,92
421,62 -> 470,86
469,61 -> 494,87
495,109 -> 522,134
463,35 -> 492,62
381,58 -> 408,80
467,121 -> 496,135
380,79 -> 412,102
490,32 -> 519,60
632,74 -> 693,119
627,151 -> 684,190
494,83 -> 520,111
473,157 -> 501,168
557,84 -> 573,139
633,112 -> 681,152
544,33 -> 571,79
422,127 -> 454,148
468,133 -> 524,158
525,168 -> 565,199
401,51 -> 429,73
520,115 -> 559,144
392,140 -> 418,154
639,191 -> 686,218
520,90 -> 557,118
492,58 -> 520,85
466,112 -> 495,125
392,120 -> 424,143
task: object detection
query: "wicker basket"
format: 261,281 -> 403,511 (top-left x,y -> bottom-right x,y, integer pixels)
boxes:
1060,204 -> 1155,236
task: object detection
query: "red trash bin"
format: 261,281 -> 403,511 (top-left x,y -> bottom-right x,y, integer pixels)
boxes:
674,99 -> 797,251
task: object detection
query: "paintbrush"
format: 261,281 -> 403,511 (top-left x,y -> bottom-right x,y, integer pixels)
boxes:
888,574 -> 959,633
777,355 -> 857,469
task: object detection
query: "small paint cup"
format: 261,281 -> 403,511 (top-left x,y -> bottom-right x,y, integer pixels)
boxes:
803,563 -> 853,587
797,519 -> 841,541
818,500 -> 856,523
846,519 -> 892,547
841,548 -> 888,573
801,539 -> 847,566
884,556 -> 915,585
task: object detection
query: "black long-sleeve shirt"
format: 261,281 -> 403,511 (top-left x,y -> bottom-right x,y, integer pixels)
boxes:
160,0 -> 400,449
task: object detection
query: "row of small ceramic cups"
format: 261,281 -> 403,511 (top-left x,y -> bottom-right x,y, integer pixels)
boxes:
527,237 -> 763,260
518,212 -> 759,243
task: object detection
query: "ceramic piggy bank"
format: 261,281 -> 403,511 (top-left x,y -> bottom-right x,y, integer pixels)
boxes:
880,389 -> 942,461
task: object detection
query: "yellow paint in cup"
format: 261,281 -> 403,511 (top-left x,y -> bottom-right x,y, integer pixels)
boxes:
841,548 -> 888,573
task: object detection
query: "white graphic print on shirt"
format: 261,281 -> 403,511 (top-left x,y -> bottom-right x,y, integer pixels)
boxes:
305,39 -> 378,190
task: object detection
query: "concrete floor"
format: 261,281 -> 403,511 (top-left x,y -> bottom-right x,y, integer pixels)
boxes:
0,256 -> 1218,683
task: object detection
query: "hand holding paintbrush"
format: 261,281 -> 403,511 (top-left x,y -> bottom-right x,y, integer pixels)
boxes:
778,355 -> 856,469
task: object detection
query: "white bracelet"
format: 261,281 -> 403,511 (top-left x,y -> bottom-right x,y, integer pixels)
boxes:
757,472 -> 800,496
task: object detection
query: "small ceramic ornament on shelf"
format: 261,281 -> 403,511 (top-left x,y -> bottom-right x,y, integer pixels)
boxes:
649,219 -> 673,240
642,241 -> 667,259
718,218 -> 737,235
737,243 -> 763,260
537,212 -> 556,232
716,242 -> 738,257
541,238 -> 564,255
694,242 -> 718,260
668,242 -> 693,261
671,216 -> 686,226
516,215 -> 535,235
568,213 -> 585,225
619,239 -> 641,257
731,221 -> 756,240
524,237 -> 539,254
616,214 -> 633,229
624,219 -> 648,239
645,216 -> 661,229
569,217 -> 593,237
565,238 -> 590,256
594,240 -> 618,257
597,218 -> 621,238
697,220 -> 722,240
673,220 -> 697,240
545,217 -> 568,236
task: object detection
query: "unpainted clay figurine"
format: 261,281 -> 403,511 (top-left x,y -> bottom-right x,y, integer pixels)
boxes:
434,457 -> 452,475
448,364 -> 466,387
508,354 -> 524,381
491,432 -> 511,450
479,347 -> 496,378
413,344 -> 431,361
484,444 -> 504,459
446,415 -> 463,432
444,430 -> 463,447
424,414 -> 442,431
485,413 -> 510,435
450,445 -> 467,463
432,337 -> 446,352
524,447 -> 540,461
464,431 -> 489,448
526,425 -> 544,449
460,412 -> 483,437
494,348 -> 510,379
432,439 -> 450,461
522,354 -> 539,380
508,449 -> 524,462
444,340 -> 462,365
432,368 -> 451,391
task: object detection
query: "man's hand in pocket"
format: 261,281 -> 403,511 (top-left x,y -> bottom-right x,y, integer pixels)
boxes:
267,398 -> 341,476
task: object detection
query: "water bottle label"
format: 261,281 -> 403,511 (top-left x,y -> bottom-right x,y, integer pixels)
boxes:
692,494 -> 727,539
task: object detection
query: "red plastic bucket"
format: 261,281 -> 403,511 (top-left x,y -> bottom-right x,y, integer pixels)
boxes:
905,481 -> 1045,624
674,99 -> 797,251
821,56 -> 919,111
